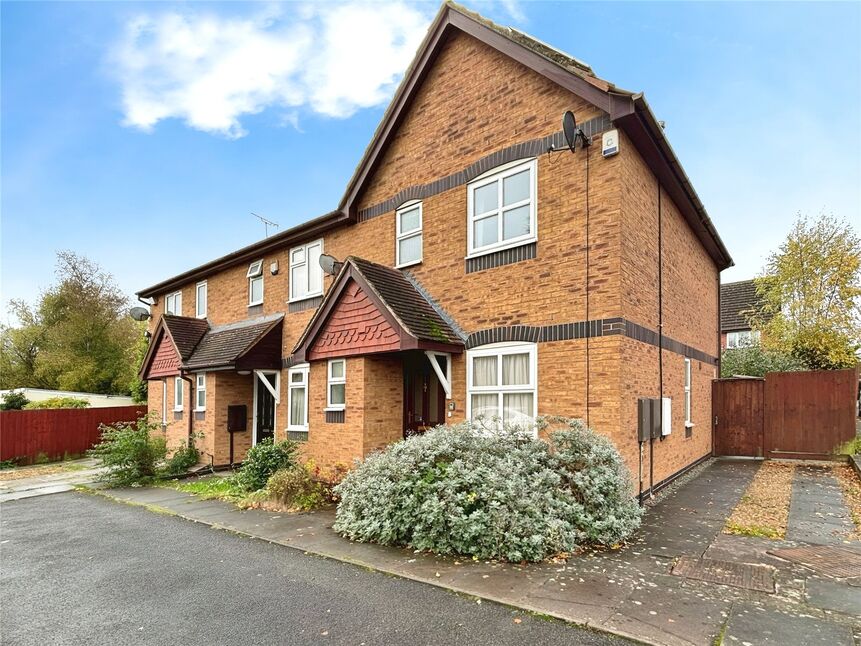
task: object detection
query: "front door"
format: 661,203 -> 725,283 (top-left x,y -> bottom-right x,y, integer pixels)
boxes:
255,372 -> 277,444
403,353 -> 444,438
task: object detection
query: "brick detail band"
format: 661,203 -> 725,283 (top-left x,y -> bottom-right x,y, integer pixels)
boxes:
466,318 -> 717,365
288,295 -> 323,314
465,243 -> 536,273
357,115 -> 611,222
325,409 -> 345,424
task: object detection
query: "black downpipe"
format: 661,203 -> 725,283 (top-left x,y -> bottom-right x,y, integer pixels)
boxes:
584,140 -> 591,428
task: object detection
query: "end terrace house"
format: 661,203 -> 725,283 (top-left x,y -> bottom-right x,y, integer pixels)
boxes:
137,2 -> 733,494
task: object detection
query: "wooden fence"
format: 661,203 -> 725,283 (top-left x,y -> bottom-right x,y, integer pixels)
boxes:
0,405 -> 147,464
713,368 -> 859,459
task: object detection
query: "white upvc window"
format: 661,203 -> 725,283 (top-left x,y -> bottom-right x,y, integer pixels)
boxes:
195,281 -> 207,318
396,201 -> 422,268
726,329 -> 760,349
289,240 -> 324,302
165,291 -> 182,316
287,364 -> 309,431
195,373 -> 207,411
247,260 -> 264,306
161,379 -> 168,425
326,359 -> 346,410
467,342 -> 537,432
467,158 -> 537,257
684,358 -> 692,427
173,377 -> 183,411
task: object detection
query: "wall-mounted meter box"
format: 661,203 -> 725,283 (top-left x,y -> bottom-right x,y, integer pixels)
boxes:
602,130 -> 619,158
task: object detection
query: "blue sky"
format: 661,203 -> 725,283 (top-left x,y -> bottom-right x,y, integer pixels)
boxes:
2,1 -> 859,315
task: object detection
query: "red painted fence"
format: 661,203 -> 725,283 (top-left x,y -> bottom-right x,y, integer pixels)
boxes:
0,405 -> 147,464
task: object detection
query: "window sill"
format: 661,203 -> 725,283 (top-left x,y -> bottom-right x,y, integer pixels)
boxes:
685,422 -> 695,428
324,406 -> 345,412
173,408 -> 184,413
193,408 -> 206,413
195,314 -> 207,319
288,292 -> 324,305
396,259 -> 422,270
466,237 -> 536,260
248,301 -> 264,308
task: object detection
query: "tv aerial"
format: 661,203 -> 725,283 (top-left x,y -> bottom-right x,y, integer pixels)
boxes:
251,212 -> 279,237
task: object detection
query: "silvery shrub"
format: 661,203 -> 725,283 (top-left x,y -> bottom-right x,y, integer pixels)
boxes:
333,417 -> 642,562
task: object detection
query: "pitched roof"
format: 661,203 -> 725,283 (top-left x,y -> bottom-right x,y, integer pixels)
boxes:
292,257 -> 463,361
721,280 -> 765,331
349,257 -> 464,346
137,1 -> 732,300
184,314 -> 283,371
162,316 -> 209,360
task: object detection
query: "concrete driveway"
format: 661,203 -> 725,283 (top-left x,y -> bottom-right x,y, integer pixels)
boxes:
0,458 -> 104,502
0,492 -> 627,646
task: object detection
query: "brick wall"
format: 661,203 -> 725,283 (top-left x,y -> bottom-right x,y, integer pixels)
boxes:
618,128 -> 720,486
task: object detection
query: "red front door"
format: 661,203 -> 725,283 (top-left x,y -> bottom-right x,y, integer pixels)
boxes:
403,353 -> 445,438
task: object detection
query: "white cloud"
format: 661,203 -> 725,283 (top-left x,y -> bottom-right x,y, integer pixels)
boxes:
111,2 -> 433,138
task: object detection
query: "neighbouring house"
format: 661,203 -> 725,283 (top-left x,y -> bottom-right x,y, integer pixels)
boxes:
720,280 -> 765,349
137,2 -> 732,494
0,388 -> 135,408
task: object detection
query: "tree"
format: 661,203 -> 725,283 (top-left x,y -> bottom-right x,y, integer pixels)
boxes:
753,213 -> 861,370
0,391 -> 30,410
720,343 -> 804,378
0,251 -> 147,397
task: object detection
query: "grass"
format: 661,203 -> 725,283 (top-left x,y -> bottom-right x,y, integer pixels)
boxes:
724,461 -> 794,539
159,475 -> 248,503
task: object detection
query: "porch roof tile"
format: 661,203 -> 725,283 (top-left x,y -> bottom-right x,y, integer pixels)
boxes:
185,313 -> 283,371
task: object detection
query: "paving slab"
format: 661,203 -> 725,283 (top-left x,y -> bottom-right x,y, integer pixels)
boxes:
804,577 -> 861,617
787,466 -> 857,545
725,601 -> 855,646
602,584 -> 732,646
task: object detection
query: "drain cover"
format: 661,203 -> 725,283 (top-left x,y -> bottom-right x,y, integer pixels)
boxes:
671,556 -> 775,593
768,545 -> 861,579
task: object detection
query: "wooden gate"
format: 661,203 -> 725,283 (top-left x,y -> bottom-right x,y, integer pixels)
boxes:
713,368 -> 859,459
764,369 -> 858,459
713,378 -> 764,457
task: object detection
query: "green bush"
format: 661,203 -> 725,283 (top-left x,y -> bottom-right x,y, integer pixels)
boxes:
163,437 -> 201,476
266,464 -> 326,511
89,416 -> 167,486
0,391 -> 29,410
234,438 -> 298,492
24,397 -> 90,409
333,418 -> 643,562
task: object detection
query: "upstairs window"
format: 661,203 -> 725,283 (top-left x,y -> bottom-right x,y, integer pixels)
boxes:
290,240 -> 323,302
165,291 -> 182,316
467,158 -> 537,257
726,330 -> 760,349
396,201 -> 423,268
327,359 -> 346,410
467,342 -> 537,432
247,260 -> 263,306
195,281 -> 207,318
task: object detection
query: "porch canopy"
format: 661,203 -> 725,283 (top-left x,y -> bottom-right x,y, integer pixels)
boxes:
140,313 -> 283,379
291,257 -> 464,364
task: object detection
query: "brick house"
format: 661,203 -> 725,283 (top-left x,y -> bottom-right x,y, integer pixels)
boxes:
720,279 -> 765,349
138,2 -> 733,496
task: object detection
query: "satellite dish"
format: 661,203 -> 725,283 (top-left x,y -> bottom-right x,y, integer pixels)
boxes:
562,110 -> 578,152
319,254 -> 343,276
129,306 -> 151,321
